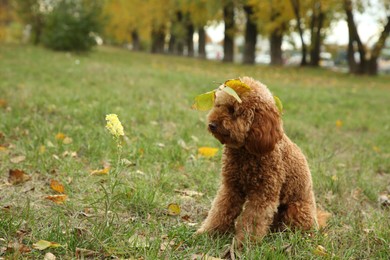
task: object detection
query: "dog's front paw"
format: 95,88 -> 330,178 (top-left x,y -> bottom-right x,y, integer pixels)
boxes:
195,227 -> 206,235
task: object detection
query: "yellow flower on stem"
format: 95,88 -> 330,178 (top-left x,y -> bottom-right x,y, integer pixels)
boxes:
105,114 -> 124,138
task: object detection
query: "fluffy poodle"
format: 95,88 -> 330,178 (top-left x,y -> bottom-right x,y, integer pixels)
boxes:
196,77 -> 328,243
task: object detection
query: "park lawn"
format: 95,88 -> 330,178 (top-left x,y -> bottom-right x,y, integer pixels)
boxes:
0,44 -> 389,259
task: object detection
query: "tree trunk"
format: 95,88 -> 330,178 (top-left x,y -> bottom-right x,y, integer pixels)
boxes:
243,5 -> 257,64
223,1 -> 234,62
186,22 -> 194,57
131,30 -> 140,51
151,26 -> 165,54
270,31 -> 283,65
309,2 -> 324,67
198,27 -> 206,59
344,0 -> 365,74
290,0 -> 307,66
168,34 -> 175,54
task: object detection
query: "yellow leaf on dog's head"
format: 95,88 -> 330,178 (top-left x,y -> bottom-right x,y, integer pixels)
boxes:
191,90 -> 216,111
198,147 -> 218,158
224,79 -> 251,95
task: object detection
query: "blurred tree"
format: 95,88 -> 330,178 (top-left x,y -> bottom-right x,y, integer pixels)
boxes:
223,0 -> 235,62
243,3 -> 257,64
13,0 -> 45,44
344,0 -> 390,75
0,0 -> 13,42
103,0 -> 147,50
251,0 -> 294,65
42,0 -> 102,51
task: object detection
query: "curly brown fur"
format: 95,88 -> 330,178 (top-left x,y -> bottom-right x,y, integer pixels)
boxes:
196,77 -> 329,244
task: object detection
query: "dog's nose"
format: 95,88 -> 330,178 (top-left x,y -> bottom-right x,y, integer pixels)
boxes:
208,122 -> 217,132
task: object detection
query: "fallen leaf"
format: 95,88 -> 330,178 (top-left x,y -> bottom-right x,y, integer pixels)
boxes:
378,194 -> 390,207
55,133 -> 66,140
372,146 -> 381,153
44,252 -> 56,260
90,167 -> 110,175
50,180 -> 65,194
10,155 -> 26,164
331,175 -> 338,181
8,169 -> 31,184
191,254 -> 224,260
0,99 -> 7,108
75,248 -> 100,258
198,147 -> 218,158
39,145 -> 46,154
313,245 -> 328,256
167,203 -> 181,216
63,137 -> 72,144
45,195 -> 67,204
128,234 -> 150,248
32,240 -> 61,250
0,145 -> 7,152
174,189 -> 204,197
335,120 -> 343,128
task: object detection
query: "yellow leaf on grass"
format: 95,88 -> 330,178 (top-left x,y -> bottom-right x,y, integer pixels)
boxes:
0,146 -> 7,152
32,240 -> 61,250
313,245 -> 328,256
331,175 -> 338,181
167,203 -> 181,216
335,120 -> 343,128
39,145 -> 46,154
55,133 -> 66,140
198,147 -> 218,158
45,195 -> 67,204
8,169 -> 31,184
50,179 -> 65,194
90,167 -> 110,175
372,146 -> 381,153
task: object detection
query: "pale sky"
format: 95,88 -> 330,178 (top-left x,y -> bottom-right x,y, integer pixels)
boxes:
205,5 -> 387,48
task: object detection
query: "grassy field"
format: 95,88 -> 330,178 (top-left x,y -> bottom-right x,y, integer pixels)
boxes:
0,44 -> 389,259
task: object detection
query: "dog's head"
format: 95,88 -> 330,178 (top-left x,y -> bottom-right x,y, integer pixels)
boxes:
207,77 -> 283,154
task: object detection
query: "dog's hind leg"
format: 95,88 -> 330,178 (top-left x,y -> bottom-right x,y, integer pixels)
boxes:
282,200 -> 318,230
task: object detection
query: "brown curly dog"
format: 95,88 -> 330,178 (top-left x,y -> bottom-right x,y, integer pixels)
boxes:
196,77 -> 329,244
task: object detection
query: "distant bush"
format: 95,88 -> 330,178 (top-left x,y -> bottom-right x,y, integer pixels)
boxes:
42,0 -> 102,51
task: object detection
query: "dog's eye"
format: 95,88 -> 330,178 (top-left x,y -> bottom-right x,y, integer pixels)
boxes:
228,106 -> 235,114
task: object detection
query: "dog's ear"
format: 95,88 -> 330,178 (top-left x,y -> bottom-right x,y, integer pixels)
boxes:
245,106 -> 282,154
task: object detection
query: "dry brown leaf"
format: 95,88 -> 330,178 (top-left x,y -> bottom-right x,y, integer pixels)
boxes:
45,195 -> 67,204
0,99 -> 7,108
191,254 -> 224,260
63,137 -> 73,144
50,179 -> 65,194
174,189 -> 204,197
44,252 -> 56,260
8,169 -> 31,184
10,155 -> 26,164
75,248 -> 100,258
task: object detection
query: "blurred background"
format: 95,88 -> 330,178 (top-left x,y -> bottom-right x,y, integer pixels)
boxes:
0,0 -> 389,75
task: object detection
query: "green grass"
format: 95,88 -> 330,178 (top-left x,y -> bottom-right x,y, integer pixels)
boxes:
0,44 -> 389,259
